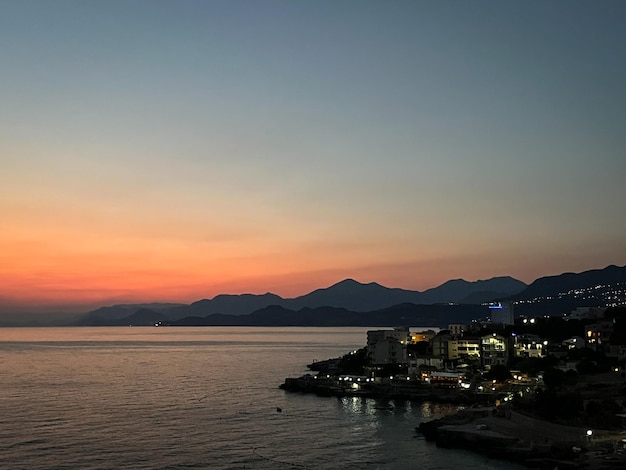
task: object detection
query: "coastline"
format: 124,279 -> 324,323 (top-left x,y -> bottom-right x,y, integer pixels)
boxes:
280,373 -> 626,468
279,374 -> 482,404
417,406 -> 626,469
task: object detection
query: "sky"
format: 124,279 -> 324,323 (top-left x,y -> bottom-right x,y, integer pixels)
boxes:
1,0 -> 625,314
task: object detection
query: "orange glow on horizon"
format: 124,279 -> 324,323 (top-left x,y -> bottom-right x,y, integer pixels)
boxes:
0,223 -> 430,309
2,209 -> 623,313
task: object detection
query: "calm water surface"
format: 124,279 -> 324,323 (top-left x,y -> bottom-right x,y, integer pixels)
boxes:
0,327 -> 523,469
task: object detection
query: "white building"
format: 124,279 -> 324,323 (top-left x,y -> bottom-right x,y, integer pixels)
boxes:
367,328 -> 410,365
448,338 -> 481,361
481,334 -> 509,368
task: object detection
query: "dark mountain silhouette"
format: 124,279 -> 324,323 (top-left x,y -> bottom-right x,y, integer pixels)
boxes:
164,303 -> 483,328
283,279 -> 422,311
167,293 -> 283,319
460,291 -> 512,304
78,303 -> 184,325
78,276 -> 527,325
285,277 -> 526,311
419,277 -> 526,304
78,308 -> 167,326
504,265 -> 626,317
75,265 -> 626,327
125,308 -> 168,326
512,265 -> 626,301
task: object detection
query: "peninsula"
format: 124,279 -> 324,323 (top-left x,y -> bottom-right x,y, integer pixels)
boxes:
280,306 -> 626,468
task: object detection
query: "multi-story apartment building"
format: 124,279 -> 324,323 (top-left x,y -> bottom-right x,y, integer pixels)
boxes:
367,328 -> 410,365
481,333 -> 509,368
430,332 -> 451,361
448,337 -> 481,361
512,334 -> 545,358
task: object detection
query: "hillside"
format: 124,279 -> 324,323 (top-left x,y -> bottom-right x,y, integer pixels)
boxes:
78,276 -> 526,325
75,265 -> 626,326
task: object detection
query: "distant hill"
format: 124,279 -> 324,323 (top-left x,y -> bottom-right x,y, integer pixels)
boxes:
80,308 -> 169,327
283,279 -> 422,311
77,303 -> 185,326
420,277 -> 527,304
167,293 -> 283,319
282,277 -> 526,311
73,265 -> 626,327
513,265 -> 626,300
507,265 -> 626,316
78,275 -> 527,325
164,303 -> 484,328
124,308 -> 169,326
11,266 -> 626,327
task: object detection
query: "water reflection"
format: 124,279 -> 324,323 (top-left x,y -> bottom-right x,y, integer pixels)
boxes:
2,327 -> 526,470
419,401 -> 459,419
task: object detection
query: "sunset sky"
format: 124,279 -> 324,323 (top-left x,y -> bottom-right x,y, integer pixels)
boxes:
2,0 -> 625,314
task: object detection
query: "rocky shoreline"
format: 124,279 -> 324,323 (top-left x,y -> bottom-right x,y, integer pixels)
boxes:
417,406 -> 626,469
280,374 -> 626,468
418,407 -> 568,467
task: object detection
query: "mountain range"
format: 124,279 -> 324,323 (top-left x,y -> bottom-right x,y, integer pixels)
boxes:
77,265 -> 626,327
79,276 -> 526,326
513,264 -> 626,301
508,264 -> 626,317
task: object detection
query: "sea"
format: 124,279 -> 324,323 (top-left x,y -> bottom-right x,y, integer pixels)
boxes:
0,327 -> 525,469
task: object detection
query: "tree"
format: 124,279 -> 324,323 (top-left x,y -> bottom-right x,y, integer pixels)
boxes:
586,399 -> 623,428
534,389 -> 583,421
564,369 -> 578,387
337,348 -> 368,375
485,364 -> 511,383
542,367 -> 565,390
576,359 -> 598,375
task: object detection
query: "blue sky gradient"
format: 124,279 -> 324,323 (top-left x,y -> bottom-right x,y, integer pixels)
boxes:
1,1 -> 625,312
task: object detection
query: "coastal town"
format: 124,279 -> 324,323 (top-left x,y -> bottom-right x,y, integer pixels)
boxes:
281,303 -> 626,468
